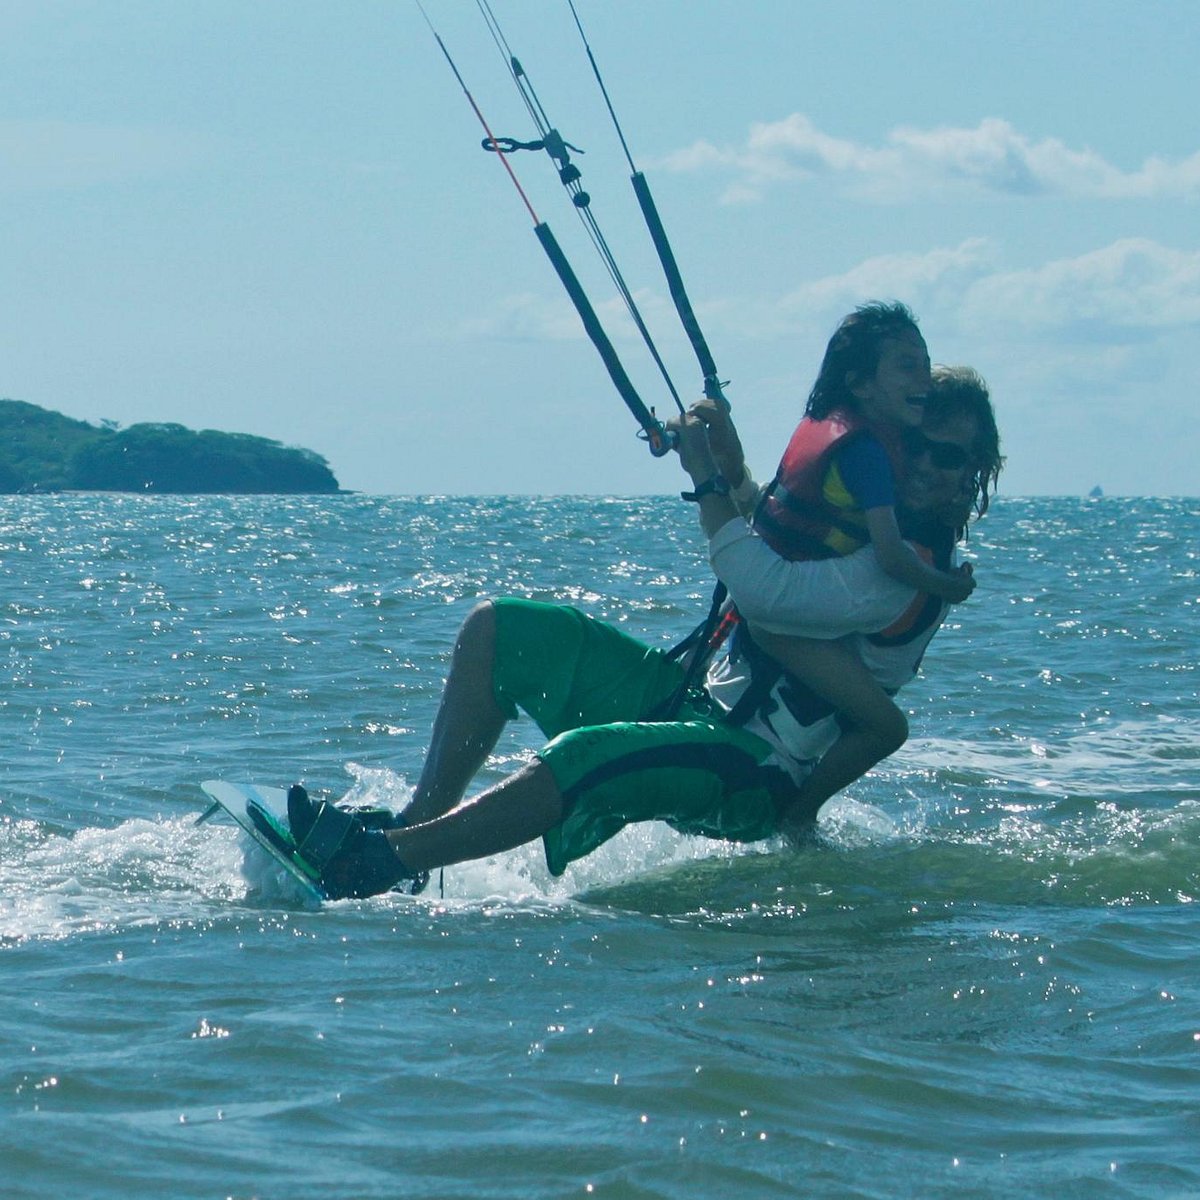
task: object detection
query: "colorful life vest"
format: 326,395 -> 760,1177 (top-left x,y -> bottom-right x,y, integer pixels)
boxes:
665,412 -> 958,727
753,410 -> 904,561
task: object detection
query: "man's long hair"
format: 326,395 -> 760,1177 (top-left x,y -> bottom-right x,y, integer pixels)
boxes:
925,365 -> 1004,520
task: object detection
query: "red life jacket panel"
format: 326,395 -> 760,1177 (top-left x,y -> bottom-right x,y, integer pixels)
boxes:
749,410 -> 948,642
753,410 -> 902,561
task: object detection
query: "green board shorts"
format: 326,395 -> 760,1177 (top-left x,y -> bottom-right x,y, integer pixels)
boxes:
491,598 -> 795,876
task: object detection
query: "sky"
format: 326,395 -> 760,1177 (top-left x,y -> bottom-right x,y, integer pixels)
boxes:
3,0 -> 1198,496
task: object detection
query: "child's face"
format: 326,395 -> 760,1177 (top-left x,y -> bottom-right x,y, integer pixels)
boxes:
850,331 -> 931,427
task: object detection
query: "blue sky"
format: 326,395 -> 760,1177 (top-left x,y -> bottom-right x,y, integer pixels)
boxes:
3,1 -> 1198,495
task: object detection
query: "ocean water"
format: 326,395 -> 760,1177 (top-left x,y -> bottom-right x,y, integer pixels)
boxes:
1,493 -> 1197,1199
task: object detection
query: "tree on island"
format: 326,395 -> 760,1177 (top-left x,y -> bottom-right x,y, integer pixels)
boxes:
72,423 -> 338,493
0,400 -> 98,491
0,400 -> 340,494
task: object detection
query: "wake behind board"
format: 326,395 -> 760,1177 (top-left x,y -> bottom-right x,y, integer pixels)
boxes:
198,780 -> 324,902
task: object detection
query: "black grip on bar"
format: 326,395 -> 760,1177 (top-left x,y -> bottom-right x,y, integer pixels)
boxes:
631,172 -> 724,402
534,221 -> 672,455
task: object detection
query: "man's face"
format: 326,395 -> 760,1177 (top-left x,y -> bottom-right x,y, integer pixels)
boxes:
900,411 -> 979,522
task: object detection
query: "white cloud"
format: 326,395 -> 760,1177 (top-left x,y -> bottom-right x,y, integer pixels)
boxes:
0,119 -> 209,191
959,238 -> 1200,336
690,239 -> 998,341
779,239 -> 998,323
454,239 -> 1200,412
455,291 -> 584,342
696,235 -> 1200,345
456,286 -> 685,348
659,114 -> 1200,204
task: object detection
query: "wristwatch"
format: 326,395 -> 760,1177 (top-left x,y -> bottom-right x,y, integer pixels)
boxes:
680,474 -> 731,502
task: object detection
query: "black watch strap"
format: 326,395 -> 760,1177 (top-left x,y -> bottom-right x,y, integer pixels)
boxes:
681,474 -> 730,502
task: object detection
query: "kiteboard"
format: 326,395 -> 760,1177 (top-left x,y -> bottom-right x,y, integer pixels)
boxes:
197,780 -> 324,902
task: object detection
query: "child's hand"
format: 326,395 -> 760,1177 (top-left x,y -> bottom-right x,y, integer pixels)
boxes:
942,563 -> 977,603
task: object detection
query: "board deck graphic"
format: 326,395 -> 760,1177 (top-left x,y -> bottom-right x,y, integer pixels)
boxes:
198,780 -> 324,901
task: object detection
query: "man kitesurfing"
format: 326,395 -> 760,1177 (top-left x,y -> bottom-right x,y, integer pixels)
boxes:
264,5 -> 1004,898
282,346 -> 1001,899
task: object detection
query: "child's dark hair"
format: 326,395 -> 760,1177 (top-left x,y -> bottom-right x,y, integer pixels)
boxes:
805,301 -> 922,420
925,365 -> 1004,520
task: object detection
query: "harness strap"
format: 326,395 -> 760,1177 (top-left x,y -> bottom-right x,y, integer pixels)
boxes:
721,622 -> 785,727
650,581 -> 730,720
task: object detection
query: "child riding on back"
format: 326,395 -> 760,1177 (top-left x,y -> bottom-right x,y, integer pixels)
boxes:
754,302 -> 974,613
682,303 -> 978,831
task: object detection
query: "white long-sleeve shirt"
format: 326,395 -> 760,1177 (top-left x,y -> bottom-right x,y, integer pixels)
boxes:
698,472 -> 949,779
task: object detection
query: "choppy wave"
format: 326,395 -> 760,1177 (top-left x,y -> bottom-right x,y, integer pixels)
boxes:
5,770 -> 1195,949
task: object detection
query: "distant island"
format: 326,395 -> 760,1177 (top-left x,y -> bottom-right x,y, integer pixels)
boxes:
0,399 -> 339,494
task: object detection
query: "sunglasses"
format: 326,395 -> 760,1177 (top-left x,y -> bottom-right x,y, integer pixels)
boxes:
902,428 -> 970,471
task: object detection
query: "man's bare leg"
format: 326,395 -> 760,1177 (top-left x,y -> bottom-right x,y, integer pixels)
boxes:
388,759 -> 565,872
404,601 -> 509,825
289,756 -> 565,897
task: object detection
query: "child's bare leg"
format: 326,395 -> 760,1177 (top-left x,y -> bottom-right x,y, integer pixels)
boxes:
782,726 -> 901,834
405,601 -> 509,824
749,628 -> 908,830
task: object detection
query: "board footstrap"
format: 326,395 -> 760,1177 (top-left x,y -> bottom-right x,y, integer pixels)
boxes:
288,796 -> 361,874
